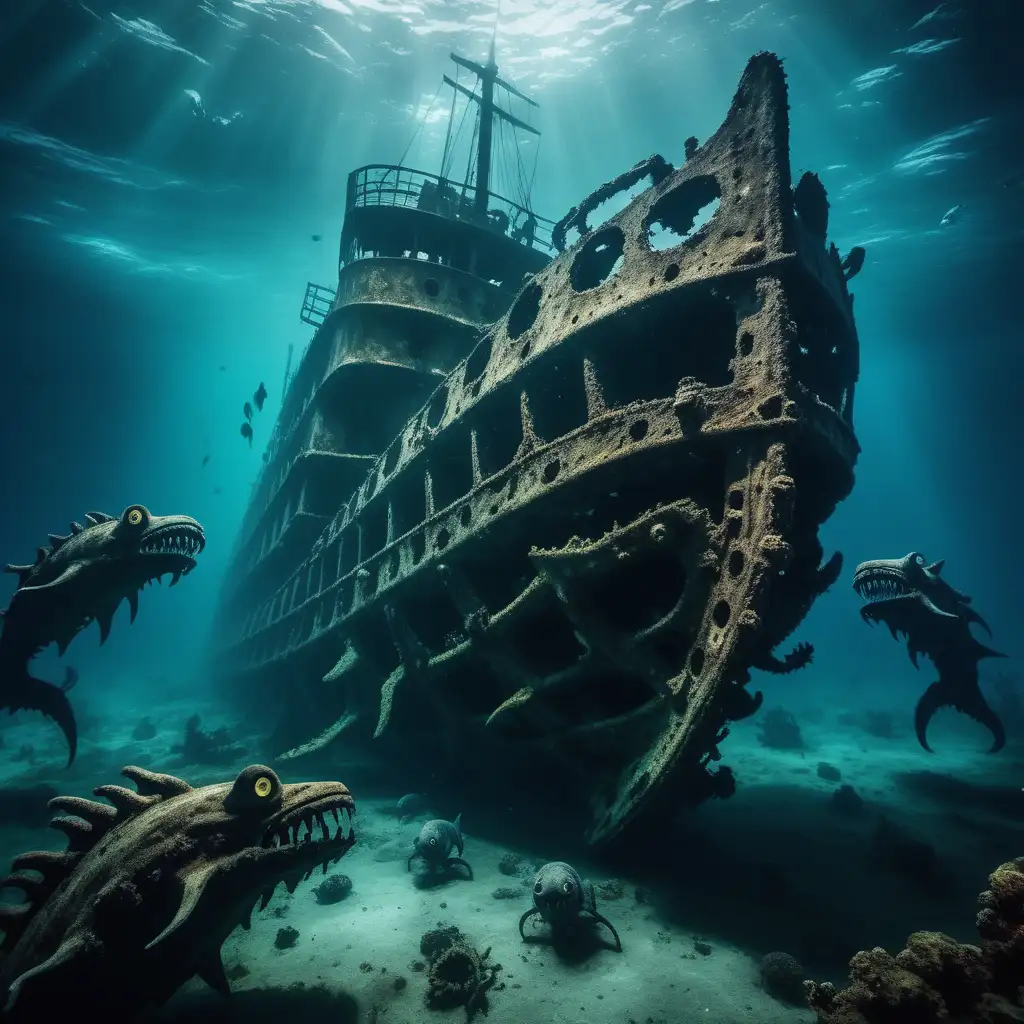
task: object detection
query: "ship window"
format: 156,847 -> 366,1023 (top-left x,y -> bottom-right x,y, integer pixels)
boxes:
586,548 -> 687,634
428,428 -> 473,512
425,385 -> 447,430
473,385 -> 522,478
530,356 -> 589,443
339,528 -> 357,575
397,582 -> 464,655
517,608 -> 587,677
570,227 -> 625,292
423,278 -> 440,298
645,175 -> 722,251
389,465 -> 427,538
788,284 -> 851,415
463,333 -> 492,386
590,287 -> 735,406
507,282 -> 542,340
361,501 -> 388,558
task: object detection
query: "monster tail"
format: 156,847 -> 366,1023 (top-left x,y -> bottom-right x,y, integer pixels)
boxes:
0,666 -> 78,765
914,676 -> 1005,755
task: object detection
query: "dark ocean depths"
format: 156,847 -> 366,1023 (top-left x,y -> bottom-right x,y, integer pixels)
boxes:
0,0 -> 1022,1021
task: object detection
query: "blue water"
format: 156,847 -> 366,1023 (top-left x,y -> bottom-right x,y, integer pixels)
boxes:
0,0 -> 1021,1020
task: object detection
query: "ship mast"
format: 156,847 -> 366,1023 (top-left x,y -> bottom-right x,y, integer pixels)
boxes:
444,30 -> 540,214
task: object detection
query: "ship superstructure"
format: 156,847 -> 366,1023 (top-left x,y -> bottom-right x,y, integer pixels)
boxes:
211,44 -> 554,669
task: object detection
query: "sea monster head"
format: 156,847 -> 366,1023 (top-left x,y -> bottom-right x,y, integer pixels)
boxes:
851,551 -> 991,660
5,505 -> 205,645
531,861 -> 584,922
140,764 -> 356,949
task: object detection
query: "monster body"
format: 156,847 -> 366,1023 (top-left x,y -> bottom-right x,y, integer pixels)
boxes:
1,506 -> 204,763
853,552 -> 1005,752
0,764 -> 355,1020
218,52 -> 861,844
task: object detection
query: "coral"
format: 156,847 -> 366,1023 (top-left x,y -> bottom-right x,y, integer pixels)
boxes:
423,927 -> 501,1019
830,784 -> 864,817
806,947 -> 946,1023
498,853 -> 522,876
274,926 -> 299,950
491,887 -> 520,900
806,860 -> 1024,1023
132,717 -> 157,741
420,927 -> 462,962
312,874 -> 352,905
760,951 -> 805,1004
170,714 -> 246,766
895,933 -> 991,1015
757,708 -> 805,751
976,858 -> 1024,998
817,762 -> 841,782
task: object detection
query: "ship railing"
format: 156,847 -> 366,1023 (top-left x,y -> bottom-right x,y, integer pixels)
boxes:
300,281 -> 337,328
346,164 -> 556,255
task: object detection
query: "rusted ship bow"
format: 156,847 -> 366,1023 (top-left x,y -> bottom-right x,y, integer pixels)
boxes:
211,52 -> 861,845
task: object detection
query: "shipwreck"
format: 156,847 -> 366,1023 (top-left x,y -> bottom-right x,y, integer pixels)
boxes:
209,49 -> 861,845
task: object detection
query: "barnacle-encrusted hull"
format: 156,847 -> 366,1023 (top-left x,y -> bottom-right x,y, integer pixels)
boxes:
211,52 -> 861,844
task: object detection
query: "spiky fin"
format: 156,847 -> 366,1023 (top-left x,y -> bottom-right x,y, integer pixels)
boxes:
0,766 -> 194,955
84,512 -> 114,526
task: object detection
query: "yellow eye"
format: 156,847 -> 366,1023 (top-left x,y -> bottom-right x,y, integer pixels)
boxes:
127,508 -> 143,526
254,776 -> 273,798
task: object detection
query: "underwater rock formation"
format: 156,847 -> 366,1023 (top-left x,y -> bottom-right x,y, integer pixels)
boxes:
0,764 -> 355,1021
213,52 -> 862,845
805,858 -> 1024,1023
1,506 -> 205,763
853,553 -> 1006,752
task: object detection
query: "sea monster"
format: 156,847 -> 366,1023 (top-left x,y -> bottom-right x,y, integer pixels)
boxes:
0,505 -> 205,763
518,861 -> 622,952
0,764 -> 356,1021
853,552 -> 1006,752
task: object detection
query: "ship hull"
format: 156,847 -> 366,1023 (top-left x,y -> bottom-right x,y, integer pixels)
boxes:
212,52 -> 861,845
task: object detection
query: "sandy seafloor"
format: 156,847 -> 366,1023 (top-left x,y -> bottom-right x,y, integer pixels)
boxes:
0,693 -> 1020,1024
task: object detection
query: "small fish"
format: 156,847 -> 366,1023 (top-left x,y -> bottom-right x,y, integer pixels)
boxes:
311,234 -> 322,242
253,382 -> 268,412
213,487 -> 222,495
940,204 -> 963,227
840,245 -> 866,280
201,455 -> 210,468
218,365 -> 226,371
240,423 -> 253,447
243,401 -> 253,421
407,813 -> 472,877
